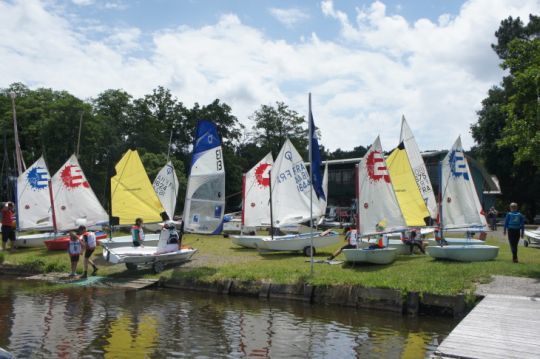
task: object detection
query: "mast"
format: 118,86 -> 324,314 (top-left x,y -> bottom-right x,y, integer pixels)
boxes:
438,160 -> 444,241
268,169 -> 274,241
308,93 -> 314,275
10,92 -> 26,175
240,173 -> 246,235
355,163 -> 360,236
48,179 -> 57,234
76,112 -> 83,158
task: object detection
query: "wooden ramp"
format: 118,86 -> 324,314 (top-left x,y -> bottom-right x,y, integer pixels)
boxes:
23,273 -> 159,291
435,294 -> 540,359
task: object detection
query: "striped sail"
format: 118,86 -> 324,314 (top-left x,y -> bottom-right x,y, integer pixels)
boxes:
183,120 -> 225,234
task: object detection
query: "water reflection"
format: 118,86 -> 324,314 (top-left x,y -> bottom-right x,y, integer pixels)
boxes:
0,280 -> 456,358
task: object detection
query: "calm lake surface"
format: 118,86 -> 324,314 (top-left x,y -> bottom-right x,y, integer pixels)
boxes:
0,279 -> 456,358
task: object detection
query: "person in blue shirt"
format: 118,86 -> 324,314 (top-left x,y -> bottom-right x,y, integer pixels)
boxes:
503,202 -> 525,263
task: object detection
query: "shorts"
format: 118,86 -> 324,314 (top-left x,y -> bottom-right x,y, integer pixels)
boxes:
70,254 -> 80,263
1,225 -> 15,243
84,248 -> 95,259
342,244 -> 356,250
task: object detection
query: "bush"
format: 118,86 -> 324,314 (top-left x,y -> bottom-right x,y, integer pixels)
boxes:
20,257 -> 46,272
44,260 -> 68,273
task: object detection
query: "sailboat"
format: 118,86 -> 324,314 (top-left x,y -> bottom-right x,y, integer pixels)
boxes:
183,120 -> 226,234
343,136 -> 405,264
13,157 -> 56,248
243,139 -> 339,255
101,149 -> 163,248
426,137 -> 498,261
44,155 -> 109,250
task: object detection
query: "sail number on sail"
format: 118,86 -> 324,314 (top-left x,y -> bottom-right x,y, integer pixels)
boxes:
216,149 -> 223,171
277,163 -> 311,193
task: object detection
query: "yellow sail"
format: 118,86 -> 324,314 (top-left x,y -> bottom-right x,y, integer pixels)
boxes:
104,313 -> 158,358
387,144 -> 430,226
111,149 -> 164,225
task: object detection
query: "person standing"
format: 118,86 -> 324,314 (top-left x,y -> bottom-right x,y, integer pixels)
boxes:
503,202 -> 525,263
67,232 -> 83,277
1,202 -> 16,251
78,225 -> 98,278
131,218 -> 145,247
488,207 -> 498,230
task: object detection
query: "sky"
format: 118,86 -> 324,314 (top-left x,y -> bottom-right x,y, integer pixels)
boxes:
1,0 -> 539,152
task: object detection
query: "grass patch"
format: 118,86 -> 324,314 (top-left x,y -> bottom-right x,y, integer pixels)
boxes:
3,233 -> 540,296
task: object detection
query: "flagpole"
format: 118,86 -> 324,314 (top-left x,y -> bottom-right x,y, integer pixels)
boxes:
309,93 -> 314,275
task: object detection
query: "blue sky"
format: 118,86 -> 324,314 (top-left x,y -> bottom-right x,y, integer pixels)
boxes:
1,0 -> 539,151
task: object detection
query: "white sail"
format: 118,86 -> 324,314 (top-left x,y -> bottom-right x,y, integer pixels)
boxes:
243,153 -> 273,227
51,155 -> 108,231
183,120 -> 225,234
400,116 -> 438,219
153,161 -> 179,220
358,136 -> 407,236
271,138 -> 316,227
441,137 -> 486,230
16,156 -> 52,230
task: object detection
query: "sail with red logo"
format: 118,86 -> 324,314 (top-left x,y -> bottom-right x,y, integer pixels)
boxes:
50,155 -> 108,231
357,136 -> 407,237
243,152 -> 273,228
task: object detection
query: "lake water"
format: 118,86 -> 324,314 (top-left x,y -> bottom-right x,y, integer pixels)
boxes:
0,279 -> 456,358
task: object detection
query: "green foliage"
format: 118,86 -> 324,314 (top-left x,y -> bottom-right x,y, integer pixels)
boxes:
471,14 -> 540,219
0,251 -> 4,264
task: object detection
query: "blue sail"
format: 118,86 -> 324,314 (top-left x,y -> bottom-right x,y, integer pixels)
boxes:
309,109 -> 326,201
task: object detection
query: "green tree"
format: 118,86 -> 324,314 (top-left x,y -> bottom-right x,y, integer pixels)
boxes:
250,102 -> 308,158
471,14 -> 540,219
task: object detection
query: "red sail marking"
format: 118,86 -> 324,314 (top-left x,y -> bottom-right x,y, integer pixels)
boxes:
254,163 -> 271,187
366,151 -> 390,183
60,165 -> 89,189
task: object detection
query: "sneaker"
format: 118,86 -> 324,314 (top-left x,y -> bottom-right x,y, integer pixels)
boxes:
68,273 -> 76,277
81,272 -> 88,279
513,258 -> 519,263
91,266 -> 98,276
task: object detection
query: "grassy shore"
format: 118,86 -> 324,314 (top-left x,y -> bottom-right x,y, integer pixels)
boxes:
2,233 -> 540,297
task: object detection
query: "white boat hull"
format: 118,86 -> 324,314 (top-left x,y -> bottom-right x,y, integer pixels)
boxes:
231,235 -> 266,248
104,245 -> 197,265
100,233 -> 160,249
426,245 -> 499,262
524,230 -> 540,245
255,232 -> 340,252
14,232 -> 63,248
342,247 -> 398,264
426,237 -> 485,246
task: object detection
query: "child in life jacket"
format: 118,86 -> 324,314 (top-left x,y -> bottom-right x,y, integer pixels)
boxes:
67,231 -> 82,277
328,226 -> 358,260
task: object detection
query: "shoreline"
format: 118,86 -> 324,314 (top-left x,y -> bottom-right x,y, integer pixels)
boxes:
0,263 -> 475,318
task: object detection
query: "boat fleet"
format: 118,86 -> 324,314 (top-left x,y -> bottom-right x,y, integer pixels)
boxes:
6,102 -> 499,272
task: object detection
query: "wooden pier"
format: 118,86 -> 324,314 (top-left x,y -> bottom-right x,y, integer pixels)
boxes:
435,294 -> 540,358
23,272 -> 159,291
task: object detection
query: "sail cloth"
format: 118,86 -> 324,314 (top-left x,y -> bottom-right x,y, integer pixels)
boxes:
51,155 -> 108,231
243,153 -> 273,228
309,103 -> 326,201
153,161 -> 179,220
16,156 -> 52,230
183,120 -> 225,234
314,164 -> 328,218
111,150 -> 164,225
358,136 -> 407,236
400,117 -> 438,218
441,137 -> 487,230
387,143 -> 431,226
271,138 -> 317,227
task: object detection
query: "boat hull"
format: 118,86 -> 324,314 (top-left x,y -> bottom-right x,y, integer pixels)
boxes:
230,235 -> 266,248
104,246 -> 197,265
427,237 -> 485,246
524,230 -> 540,246
426,245 -> 499,262
99,233 -> 160,249
342,248 -> 398,264
44,231 -> 108,250
14,232 -> 65,248
255,232 -> 340,251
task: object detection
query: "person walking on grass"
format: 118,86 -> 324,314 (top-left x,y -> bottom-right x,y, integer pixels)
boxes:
503,202 -> 525,263
328,226 -> 357,260
1,202 -> 16,251
68,231 -> 83,277
78,225 -> 98,278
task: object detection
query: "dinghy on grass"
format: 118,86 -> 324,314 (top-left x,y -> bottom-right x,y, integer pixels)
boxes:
344,136 -> 407,264
524,228 -> 540,247
428,137 -> 498,261
255,230 -> 339,256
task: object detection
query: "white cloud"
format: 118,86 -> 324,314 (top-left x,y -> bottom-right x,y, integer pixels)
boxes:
269,7 -> 309,27
72,0 -> 94,6
1,0 -> 539,152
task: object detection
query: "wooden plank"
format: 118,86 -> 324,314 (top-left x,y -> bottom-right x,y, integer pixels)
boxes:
436,294 -> 540,359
